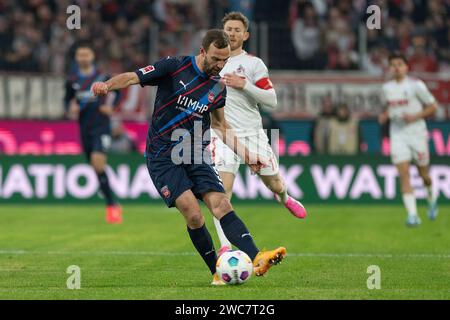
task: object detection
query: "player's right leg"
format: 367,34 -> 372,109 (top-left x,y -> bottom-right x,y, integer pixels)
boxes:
174,190 -> 220,283
396,161 -> 421,227
147,157 -> 220,283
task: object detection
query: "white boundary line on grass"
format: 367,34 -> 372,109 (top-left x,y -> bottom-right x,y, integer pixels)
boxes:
0,250 -> 448,259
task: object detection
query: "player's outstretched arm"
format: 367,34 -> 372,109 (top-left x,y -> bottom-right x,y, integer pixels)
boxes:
211,108 -> 267,173
91,72 -> 140,96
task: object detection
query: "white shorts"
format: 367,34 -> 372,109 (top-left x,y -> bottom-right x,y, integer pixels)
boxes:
210,130 -> 279,176
390,132 -> 430,167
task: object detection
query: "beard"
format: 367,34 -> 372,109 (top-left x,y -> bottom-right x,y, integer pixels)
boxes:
202,59 -> 221,77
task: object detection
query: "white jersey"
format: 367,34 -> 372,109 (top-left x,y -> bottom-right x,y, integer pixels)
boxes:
219,50 -> 272,136
382,76 -> 436,137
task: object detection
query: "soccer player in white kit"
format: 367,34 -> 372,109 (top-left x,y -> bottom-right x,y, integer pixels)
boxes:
211,12 -> 307,254
379,52 -> 439,227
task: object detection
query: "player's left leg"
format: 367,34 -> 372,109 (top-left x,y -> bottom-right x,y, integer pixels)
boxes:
202,191 -> 286,277
391,134 -> 421,226
251,131 -> 307,219
90,151 -> 121,224
204,192 -> 259,260
412,134 -> 438,220
90,130 -> 121,223
417,165 -> 438,220
175,190 -> 219,279
213,171 -> 235,255
209,133 -> 240,254
259,173 -> 307,219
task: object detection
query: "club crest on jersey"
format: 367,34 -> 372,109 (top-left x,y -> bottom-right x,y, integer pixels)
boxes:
208,91 -> 215,103
161,185 -> 170,198
139,65 -> 155,75
236,64 -> 245,74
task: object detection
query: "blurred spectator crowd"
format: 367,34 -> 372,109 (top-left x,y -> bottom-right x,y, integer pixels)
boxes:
0,0 -> 448,74
285,0 -> 449,73
0,0 -> 213,74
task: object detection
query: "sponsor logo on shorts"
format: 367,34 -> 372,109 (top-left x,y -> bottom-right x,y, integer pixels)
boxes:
161,185 -> 171,198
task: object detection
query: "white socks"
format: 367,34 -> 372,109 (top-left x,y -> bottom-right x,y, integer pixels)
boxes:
426,185 -> 437,205
213,217 -> 231,248
402,193 -> 418,217
277,188 -> 289,204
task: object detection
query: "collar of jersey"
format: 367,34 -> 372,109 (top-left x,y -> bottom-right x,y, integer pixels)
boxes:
77,66 -> 97,78
395,76 -> 409,84
230,50 -> 246,60
190,56 -> 207,78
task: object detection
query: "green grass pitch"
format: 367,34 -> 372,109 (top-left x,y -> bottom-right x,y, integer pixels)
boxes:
0,203 -> 448,299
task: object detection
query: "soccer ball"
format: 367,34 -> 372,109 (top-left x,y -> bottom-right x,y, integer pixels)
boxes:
216,250 -> 253,285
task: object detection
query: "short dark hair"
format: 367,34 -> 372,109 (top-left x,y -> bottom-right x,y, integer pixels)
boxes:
201,29 -> 230,52
388,51 -> 408,64
75,40 -> 94,52
222,11 -> 249,31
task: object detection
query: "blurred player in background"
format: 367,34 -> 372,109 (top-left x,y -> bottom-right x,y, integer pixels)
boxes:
210,12 -> 307,255
91,30 -> 286,285
379,52 -> 439,227
64,42 -> 122,224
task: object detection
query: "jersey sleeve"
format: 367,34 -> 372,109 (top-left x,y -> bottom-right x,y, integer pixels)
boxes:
135,56 -> 179,87
252,58 -> 274,90
415,80 -> 436,105
213,87 -> 227,109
